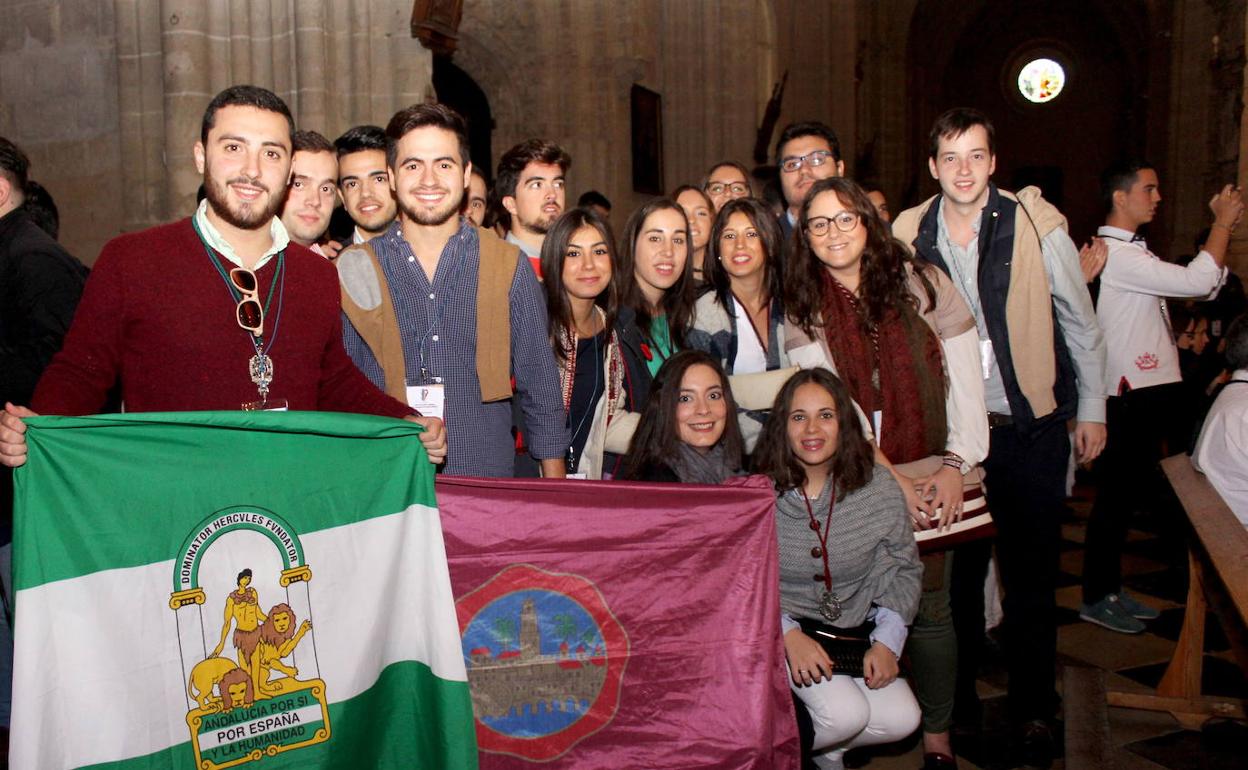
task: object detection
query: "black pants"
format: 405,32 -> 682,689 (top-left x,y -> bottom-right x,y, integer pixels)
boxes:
952,418 -> 1068,724
1083,382 -> 1184,604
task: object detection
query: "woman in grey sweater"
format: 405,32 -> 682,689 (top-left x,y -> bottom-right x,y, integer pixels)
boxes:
755,368 -> 922,770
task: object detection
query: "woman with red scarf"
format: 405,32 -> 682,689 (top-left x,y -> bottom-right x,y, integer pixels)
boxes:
784,177 -> 988,770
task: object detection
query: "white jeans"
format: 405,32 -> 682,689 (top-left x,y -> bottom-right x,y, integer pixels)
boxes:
789,667 -> 921,768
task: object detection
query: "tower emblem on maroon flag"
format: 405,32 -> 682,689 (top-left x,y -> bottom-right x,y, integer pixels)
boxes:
168,505 -> 331,769
456,564 -> 630,761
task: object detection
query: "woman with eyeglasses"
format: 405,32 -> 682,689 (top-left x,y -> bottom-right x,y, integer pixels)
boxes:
540,207 -> 641,479
702,161 -> 752,213
673,185 -> 715,284
784,177 -> 988,770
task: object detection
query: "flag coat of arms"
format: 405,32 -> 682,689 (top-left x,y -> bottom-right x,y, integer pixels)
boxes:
437,475 -> 800,769
11,411 -> 477,770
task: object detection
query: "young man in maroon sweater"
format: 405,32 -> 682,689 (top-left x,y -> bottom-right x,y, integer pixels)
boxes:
0,85 -> 446,468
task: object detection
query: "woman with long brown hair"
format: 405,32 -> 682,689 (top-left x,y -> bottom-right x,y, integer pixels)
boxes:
754,368 -> 921,770
784,177 -> 988,768
540,207 -> 641,479
619,350 -> 746,483
619,198 -> 698,379
690,197 -> 788,376
673,184 -> 715,284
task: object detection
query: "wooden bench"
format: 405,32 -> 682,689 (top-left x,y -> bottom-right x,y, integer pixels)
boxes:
1103,454 -> 1248,728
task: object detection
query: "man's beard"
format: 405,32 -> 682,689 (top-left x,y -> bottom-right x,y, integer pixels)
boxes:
519,209 -> 558,235
205,173 -> 285,230
400,187 -> 463,227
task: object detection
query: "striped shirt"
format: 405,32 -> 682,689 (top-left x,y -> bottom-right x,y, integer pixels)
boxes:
342,218 -> 568,476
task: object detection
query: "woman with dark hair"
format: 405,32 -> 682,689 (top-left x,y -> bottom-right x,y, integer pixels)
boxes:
784,177 -> 987,768
619,350 -> 746,483
690,197 -> 789,375
619,198 -> 698,379
541,207 -> 641,479
755,368 -> 921,770
673,185 -> 715,284
687,197 -> 792,448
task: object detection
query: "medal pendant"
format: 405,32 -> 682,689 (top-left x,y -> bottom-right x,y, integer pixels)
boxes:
819,590 -> 843,623
249,352 -> 274,397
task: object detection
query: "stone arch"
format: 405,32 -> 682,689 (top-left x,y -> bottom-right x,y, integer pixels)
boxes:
446,25 -> 524,174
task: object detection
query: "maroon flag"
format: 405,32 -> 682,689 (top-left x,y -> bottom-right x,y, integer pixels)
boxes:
437,475 -> 800,769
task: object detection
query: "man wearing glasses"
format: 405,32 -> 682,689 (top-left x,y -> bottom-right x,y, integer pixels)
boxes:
0,85 -> 447,469
775,121 -> 845,241
702,161 -> 752,212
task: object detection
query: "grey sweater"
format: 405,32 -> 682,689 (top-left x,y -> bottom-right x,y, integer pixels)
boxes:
775,466 -> 922,627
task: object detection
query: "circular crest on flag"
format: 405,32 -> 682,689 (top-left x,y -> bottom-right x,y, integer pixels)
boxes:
456,564 -> 629,761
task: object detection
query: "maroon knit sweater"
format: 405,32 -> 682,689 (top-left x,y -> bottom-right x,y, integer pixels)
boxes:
32,218 -> 411,419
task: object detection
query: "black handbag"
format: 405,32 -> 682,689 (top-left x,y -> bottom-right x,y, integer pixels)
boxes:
795,618 -> 874,679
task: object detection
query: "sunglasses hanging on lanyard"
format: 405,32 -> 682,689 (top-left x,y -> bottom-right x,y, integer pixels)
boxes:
193,217 -> 287,410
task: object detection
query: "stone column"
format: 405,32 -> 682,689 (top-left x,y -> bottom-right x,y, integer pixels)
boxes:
1231,4 -> 1248,280
115,0 -> 168,230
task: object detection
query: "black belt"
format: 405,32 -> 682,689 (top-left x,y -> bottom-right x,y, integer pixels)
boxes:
987,412 -> 1014,428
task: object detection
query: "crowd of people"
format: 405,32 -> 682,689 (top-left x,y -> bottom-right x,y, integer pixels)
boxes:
2,83 -> 1248,769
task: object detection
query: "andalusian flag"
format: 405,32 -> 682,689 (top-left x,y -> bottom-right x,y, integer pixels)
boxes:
11,411 -> 476,770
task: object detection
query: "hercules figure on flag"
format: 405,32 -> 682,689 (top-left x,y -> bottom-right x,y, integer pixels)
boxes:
212,568 -> 267,670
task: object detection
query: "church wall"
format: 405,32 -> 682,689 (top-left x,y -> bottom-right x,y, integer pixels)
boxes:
452,0 -> 868,222
0,0 -> 434,265
455,0 -> 787,221
1,0 -> 1240,277
0,0 -> 124,265
1168,0 -> 1247,277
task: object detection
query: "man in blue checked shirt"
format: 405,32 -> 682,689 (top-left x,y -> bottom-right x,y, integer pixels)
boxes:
336,103 -> 568,478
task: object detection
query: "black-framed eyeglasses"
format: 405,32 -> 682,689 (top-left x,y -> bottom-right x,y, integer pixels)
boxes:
805,212 -> 860,236
230,267 -> 264,336
705,182 -> 749,196
780,150 -> 833,173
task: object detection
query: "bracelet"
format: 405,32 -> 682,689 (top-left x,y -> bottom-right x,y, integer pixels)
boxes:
942,452 -> 965,471
1213,222 -> 1235,232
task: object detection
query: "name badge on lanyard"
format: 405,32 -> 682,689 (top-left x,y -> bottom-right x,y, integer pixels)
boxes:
406,383 -> 446,421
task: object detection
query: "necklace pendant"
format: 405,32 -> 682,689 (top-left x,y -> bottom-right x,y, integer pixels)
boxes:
818,590 -> 843,623
249,352 -> 274,394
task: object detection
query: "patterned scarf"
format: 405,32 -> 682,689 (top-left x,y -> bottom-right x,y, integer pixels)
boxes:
819,271 -> 947,463
556,308 -> 626,424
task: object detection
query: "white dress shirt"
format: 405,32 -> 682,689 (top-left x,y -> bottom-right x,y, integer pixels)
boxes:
1096,225 -> 1225,396
1192,371 -> 1248,527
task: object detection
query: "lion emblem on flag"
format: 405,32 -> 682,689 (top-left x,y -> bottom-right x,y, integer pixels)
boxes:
168,506 -> 331,769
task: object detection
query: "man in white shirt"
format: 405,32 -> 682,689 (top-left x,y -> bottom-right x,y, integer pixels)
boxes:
1193,315 -> 1248,526
1083,160 -> 1243,634
334,125 -> 397,245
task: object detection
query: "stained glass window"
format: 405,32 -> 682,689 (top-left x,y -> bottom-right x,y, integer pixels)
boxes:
1017,58 -> 1066,104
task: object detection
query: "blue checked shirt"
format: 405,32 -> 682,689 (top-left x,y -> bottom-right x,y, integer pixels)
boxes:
343,219 -> 568,476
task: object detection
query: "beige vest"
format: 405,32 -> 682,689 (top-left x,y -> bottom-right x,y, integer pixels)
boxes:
892,187 -> 1065,419
334,227 -> 515,404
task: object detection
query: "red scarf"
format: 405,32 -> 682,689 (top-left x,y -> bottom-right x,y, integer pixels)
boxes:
819,271 -> 947,463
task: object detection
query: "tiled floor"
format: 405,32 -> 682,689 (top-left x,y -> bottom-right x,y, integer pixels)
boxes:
839,484 -> 1248,770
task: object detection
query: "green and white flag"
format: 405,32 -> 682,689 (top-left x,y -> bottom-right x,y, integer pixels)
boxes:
11,411 -> 477,770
